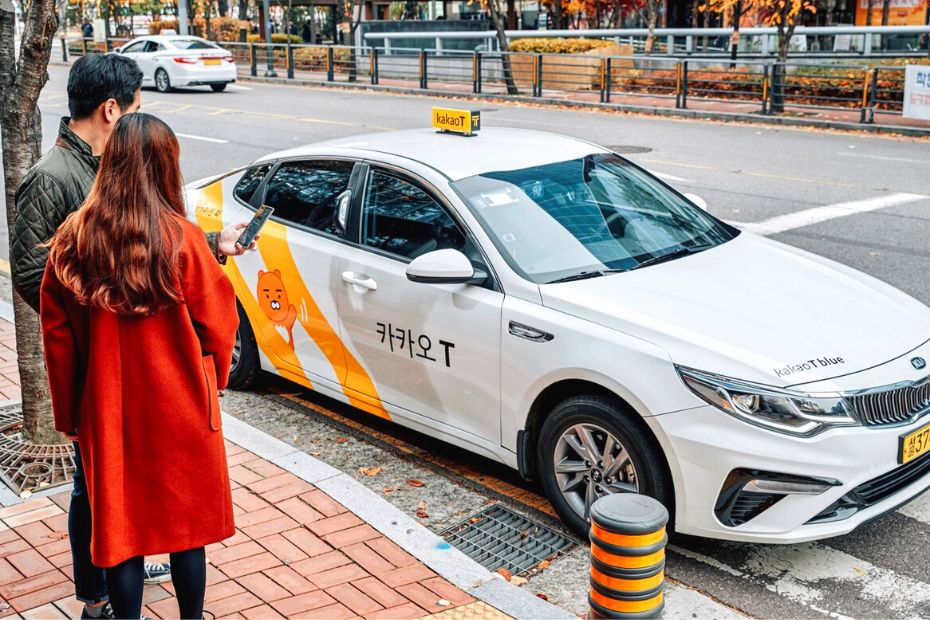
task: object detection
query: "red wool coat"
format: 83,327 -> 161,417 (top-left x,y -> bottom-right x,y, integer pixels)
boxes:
40,218 -> 238,568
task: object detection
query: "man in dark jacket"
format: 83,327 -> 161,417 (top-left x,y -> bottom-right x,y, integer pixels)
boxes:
13,54 -> 252,620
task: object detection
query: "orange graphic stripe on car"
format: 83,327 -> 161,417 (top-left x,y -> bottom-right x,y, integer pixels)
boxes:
257,221 -> 391,421
194,182 -> 313,387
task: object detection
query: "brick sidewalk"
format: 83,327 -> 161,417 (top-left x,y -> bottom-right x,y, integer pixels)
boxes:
0,315 -> 506,620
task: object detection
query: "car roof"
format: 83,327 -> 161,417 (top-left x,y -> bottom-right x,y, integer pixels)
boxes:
256,127 -> 608,181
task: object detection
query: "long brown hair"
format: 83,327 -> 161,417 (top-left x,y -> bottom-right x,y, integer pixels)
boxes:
47,113 -> 186,316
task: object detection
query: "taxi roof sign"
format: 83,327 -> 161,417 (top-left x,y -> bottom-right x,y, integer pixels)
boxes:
432,107 -> 481,136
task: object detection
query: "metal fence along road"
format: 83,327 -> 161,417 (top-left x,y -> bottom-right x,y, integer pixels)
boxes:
62,37 -> 930,133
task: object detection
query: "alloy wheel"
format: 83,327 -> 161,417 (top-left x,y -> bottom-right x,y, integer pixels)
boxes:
156,70 -> 169,92
231,329 -> 242,368
553,423 -> 639,520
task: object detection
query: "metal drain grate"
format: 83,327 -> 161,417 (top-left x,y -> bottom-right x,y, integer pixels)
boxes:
0,404 -> 76,495
441,504 -> 575,576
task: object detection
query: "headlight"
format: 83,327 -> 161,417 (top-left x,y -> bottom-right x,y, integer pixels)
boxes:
678,367 -> 858,437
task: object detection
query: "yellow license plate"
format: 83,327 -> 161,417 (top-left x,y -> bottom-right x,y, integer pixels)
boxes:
900,421 -> 930,464
203,58 -> 221,65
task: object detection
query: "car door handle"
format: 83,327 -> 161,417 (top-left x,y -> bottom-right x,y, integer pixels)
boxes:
342,271 -> 378,291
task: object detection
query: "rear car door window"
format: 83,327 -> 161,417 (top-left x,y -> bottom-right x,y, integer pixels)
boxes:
263,161 -> 354,235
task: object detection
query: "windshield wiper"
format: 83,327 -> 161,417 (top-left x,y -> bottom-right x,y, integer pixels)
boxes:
629,244 -> 715,271
547,269 -> 625,284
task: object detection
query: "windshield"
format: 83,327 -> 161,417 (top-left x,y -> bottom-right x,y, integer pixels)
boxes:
451,153 -> 737,284
170,38 -> 218,50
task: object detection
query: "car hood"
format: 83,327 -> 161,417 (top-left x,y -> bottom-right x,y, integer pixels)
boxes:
539,233 -> 930,388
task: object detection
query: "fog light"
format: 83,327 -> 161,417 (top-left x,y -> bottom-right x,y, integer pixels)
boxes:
745,479 -> 833,495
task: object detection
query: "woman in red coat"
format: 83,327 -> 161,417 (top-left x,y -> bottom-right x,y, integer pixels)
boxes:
41,113 -> 238,620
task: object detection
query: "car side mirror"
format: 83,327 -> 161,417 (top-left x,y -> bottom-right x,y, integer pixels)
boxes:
334,190 -> 351,235
406,249 -> 487,285
684,193 -> 708,211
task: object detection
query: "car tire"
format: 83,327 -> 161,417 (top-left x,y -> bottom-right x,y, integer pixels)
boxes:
155,69 -> 173,93
210,83 -> 228,92
227,301 -> 262,390
537,394 -> 672,538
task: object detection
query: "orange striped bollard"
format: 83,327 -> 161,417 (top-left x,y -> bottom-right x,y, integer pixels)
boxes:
588,494 -> 669,619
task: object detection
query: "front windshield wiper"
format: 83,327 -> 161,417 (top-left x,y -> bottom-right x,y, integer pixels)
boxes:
628,243 -> 715,271
547,269 -> 625,284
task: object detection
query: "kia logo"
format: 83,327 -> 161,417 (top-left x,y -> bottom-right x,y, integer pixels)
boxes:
912,357 -> 927,370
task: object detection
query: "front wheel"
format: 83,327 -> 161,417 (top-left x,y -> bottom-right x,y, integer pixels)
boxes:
227,302 -> 261,390
210,83 -> 227,92
537,395 -> 672,538
155,69 -> 173,93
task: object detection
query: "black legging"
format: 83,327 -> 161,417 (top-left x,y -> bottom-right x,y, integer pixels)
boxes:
107,547 -> 206,619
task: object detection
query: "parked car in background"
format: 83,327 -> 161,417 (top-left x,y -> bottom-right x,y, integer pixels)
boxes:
117,35 -> 236,93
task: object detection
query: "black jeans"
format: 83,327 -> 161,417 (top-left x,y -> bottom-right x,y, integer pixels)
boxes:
108,548 -> 205,620
71,443 -> 108,604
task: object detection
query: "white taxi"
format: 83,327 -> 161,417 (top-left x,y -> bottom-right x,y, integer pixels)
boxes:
117,35 -> 236,93
187,109 -> 930,542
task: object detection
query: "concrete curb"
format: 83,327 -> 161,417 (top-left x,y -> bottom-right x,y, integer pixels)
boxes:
221,414 -> 573,619
238,74 -> 930,138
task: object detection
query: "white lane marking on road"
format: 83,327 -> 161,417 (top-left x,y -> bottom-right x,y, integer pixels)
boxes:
663,580 -> 748,620
898,491 -> 930,523
733,193 -> 927,236
670,545 -> 852,620
742,542 -> 930,615
651,171 -> 693,184
838,152 -> 930,166
175,133 -> 229,144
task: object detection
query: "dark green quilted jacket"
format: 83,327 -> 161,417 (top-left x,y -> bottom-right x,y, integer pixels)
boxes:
12,118 -> 222,313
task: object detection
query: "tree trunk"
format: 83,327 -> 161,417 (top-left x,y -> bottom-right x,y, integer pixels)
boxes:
865,0 -> 875,25
486,0 -> 517,95
644,0 -> 658,54
239,0 -> 248,20
219,0 -> 229,17
0,0 -> 64,446
880,0 -> 890,25
729,0 -> 742,68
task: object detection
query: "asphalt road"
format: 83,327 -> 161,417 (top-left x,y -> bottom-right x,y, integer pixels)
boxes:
8,64 -> 930,619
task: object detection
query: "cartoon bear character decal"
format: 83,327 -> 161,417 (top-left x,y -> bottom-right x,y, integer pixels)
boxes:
257,269 -> 298,348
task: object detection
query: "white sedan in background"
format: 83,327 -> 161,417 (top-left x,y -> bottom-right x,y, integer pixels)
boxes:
117,35 -> 236,93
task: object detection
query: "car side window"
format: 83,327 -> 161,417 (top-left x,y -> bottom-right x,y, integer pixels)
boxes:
122,41 -> 146,54
361,170 -> 466,260
263,161 -> 354,235
233,164 -> 271,205
144,41 -> 160,53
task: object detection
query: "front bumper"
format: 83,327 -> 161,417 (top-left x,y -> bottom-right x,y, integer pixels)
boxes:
650,405 -> 930,543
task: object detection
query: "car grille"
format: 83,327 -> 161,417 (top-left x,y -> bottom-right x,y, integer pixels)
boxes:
846,377 -> 930,427
807,451 -> 930,524
854,451 -> 930,505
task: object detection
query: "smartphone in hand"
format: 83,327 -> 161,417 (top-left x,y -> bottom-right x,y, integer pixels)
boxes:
237,205 -> 274,248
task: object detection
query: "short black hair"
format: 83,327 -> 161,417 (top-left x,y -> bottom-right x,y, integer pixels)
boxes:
67,54 -> 144,120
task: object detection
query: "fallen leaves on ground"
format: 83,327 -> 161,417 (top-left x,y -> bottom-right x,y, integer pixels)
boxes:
383,487 -> 395,494
496,567 -> 513,581
416,500 -> 429,519
536,593 -> 549,601
335,437 -> 349,444
358,466 -> 382,476
511,576 -> 528,586
537,560 -> 551,570
519,530 -> 529,538
406,479 -> 425,487
48,531 -> 69,540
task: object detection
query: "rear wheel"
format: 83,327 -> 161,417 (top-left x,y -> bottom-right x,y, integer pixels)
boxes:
155,69 -> 173,93
210,83 -> 227,92
537,395 -> 672,538
227,301 -> 261,390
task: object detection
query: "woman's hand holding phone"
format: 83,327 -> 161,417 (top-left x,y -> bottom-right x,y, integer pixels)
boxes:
218,222 -> 259,256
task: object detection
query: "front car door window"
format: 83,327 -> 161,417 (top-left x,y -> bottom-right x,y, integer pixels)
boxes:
362,170 -> 467,260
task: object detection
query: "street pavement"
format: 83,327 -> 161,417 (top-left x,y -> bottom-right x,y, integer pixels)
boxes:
1,64 -> 929,618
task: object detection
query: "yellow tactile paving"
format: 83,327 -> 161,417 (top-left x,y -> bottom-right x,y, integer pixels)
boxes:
420,601 -> 513,620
